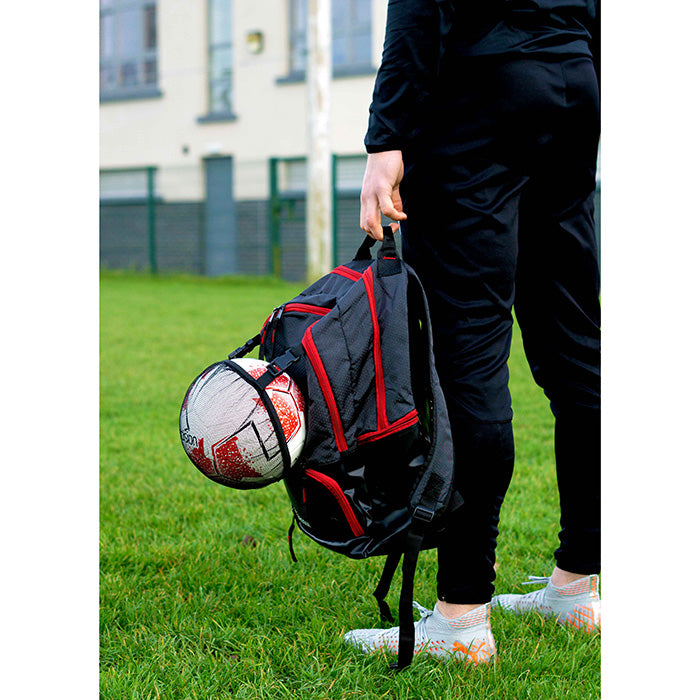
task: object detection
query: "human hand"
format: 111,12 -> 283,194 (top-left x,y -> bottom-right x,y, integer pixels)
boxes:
360,150 -> 407,240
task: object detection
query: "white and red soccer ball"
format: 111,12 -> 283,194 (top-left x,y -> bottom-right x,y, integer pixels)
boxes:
180,358 -> 306,489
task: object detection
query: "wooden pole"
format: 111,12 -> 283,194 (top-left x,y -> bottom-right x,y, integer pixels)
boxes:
306,0 -> 332,283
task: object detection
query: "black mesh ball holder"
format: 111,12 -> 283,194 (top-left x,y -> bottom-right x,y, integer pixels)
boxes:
180,358 -> 300,489
220,359 -> 292,475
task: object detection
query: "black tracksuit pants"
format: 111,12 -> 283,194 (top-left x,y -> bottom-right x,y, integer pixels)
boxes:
399,54 -> 601,604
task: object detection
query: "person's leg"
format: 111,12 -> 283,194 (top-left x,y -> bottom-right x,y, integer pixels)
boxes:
493,57 -> 601,629
514,55 -> 601,580
399,114 -> 526,611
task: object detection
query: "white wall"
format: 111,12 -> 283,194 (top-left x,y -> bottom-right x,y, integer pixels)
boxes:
100,0 -> 387,201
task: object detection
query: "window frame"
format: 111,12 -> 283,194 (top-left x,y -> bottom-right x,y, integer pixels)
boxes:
279,0 -> 375,84
100,0 -> 162,102
198,0 -> 237,123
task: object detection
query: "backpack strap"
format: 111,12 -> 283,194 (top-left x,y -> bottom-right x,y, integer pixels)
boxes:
228,333 -> 262,359
392,510 -> 433,671
254,344 -> 304,389
221,359 -> 293,473
373,551 -> 401,623
353,234 -> 377,261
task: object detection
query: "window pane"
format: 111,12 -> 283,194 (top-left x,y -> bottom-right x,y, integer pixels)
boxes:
351,30 -> 371,65
209,0 -> 232,46
290,30 -> 306,71
210,79 -> 233,113
210,46 -> 232,81
100,64 -> 117,91
290,0 -> 372,71
100,0 -> 114,8
336,155 -> 367,190
353,0 -> 371,22
118,7 -> 142,56
332,0 -> 349,26
144,4 -> 157,50
100,169 -> 150,200
293,0 -> 307,32
100,13 -> 115,58
283,160 -> 307,192
210,45 -> 232,112
120,62 -> 139,86
144,59 -> 158,84
332,37 -> 348,67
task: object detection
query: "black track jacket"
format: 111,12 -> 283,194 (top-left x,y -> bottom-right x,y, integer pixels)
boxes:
365,0 -> 600,153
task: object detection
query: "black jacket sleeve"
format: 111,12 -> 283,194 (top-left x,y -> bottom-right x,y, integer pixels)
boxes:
364,0 -> 452,153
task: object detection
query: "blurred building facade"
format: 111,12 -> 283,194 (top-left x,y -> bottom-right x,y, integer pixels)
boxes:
100,0 -> 383,279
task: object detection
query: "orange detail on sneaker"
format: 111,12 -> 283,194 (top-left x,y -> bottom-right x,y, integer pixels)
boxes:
344,601 -> 497,664
452,639 -> 496,665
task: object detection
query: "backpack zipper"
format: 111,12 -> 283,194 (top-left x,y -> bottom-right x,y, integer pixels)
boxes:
357,409 -> 419,445
262,303 -> 331,348
284,303 -> 331,316
305,469 -> 365,537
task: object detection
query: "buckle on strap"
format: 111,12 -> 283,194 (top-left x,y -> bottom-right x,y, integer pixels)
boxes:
412,506 -> 434,523
267,348 -> 301,376
256,347 -> 303,388
229,334 -> 261,359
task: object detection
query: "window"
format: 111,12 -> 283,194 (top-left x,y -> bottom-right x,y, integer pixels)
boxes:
205,0 -> 234,117
335,155 -> 366,192
100,0 -> 160,100
288,0 -> 372,77
100,168 -> 158,201
274,155 -> 366,194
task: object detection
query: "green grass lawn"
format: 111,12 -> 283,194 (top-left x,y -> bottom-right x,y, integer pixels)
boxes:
100,271 -> 600,699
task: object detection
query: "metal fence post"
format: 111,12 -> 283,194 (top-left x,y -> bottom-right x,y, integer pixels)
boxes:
268,157 -> 281,277
146,166 -> 157,273
331,153 -> 338,267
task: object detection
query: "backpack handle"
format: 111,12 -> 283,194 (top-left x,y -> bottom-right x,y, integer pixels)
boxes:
353,226 -> 400,261
378,226 -> 398,259
353,234 -> 377,261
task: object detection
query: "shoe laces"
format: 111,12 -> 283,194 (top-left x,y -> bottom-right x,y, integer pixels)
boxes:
513,576 -> 550,610
412,601 -> 432,640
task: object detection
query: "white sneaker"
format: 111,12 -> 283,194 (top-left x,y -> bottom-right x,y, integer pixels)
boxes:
344,601 -> 496,664
492,574 -> 601,632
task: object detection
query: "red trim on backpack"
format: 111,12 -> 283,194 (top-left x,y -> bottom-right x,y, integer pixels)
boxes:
332,265 -> 362,282
302,327 -> 349,453
284,303 -> 331,316
260,313 -> 272,345
362,267 -> 388,430
357,409 -> 419,444
306,469 -> 365,537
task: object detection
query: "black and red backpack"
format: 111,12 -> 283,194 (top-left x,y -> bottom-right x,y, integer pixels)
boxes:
229,228 -> 459,669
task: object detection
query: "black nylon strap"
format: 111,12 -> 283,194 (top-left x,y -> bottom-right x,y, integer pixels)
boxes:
378,226 -> 397,259
288,516 -> 298,563
373,551 -> 402,624
353,234 -> 377,261
391,526 -> 426,671
377,227 -> 401,277
255,345 -> 304,389
229,334 -> 262,359
221,360 -> 292,473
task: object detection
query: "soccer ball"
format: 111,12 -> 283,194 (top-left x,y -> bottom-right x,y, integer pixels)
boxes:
180,358 -> 306,489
